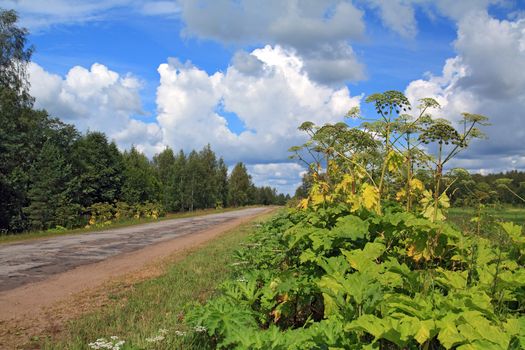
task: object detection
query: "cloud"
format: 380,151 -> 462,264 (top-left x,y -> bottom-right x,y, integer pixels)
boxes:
28,62 -> 163,152
405,11 -> 525,173
0,0 -> 181,29
176,0 -> 364,46
365,0 -> 418,38
156,45 -> 361,164
140,1 -> 180,16
247,163 -> 306,195
175,0 -> 366,84
0,0 -> 129,29
362,0 -> 506,37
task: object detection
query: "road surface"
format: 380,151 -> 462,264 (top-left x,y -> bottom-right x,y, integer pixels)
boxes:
0,207 -> 268,292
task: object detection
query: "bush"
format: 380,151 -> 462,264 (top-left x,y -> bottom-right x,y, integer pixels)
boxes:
184,205 -> 525,349
86,202 -> 165,228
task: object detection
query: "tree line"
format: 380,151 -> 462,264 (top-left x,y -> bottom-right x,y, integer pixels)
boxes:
0,9 -> 288,234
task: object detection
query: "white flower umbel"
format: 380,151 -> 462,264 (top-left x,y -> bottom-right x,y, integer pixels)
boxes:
88,336 -> 125,350
145,335 -> 165,343
194,325 -> 207,333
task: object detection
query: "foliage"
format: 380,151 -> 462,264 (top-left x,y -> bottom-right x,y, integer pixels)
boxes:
185,202 -> 525,349
86,201 -> 166,228
228,162 -> 253,207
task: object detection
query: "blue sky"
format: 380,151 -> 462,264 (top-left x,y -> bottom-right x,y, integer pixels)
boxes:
2,0 -> 525,194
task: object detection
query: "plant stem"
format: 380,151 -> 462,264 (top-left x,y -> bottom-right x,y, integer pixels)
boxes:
433,142 -> 443,222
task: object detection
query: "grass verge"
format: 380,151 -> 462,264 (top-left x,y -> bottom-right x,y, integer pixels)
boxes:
0,206 -> 255,245
37,210 -> 277,350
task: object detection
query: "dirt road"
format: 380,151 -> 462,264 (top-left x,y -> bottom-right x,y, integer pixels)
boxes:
0,207 -> 272,348
0,207 -> 268,292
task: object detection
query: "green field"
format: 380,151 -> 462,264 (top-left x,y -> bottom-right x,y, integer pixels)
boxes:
448,206 -> 525,231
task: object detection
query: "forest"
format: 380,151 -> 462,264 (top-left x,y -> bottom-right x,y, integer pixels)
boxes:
0,9 -> 288,234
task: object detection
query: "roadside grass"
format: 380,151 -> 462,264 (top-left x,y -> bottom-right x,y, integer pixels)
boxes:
0,206 -> 256,245
448,206 -> 525,230
39,211 -> 277,350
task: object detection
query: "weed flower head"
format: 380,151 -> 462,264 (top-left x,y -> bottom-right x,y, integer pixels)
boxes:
194,325 -> 207,333
236,276 -> 247,282
145,335 -> 165,343
88,336 -> 125,350
175,330 -> 187,336
146,328 -> 170,343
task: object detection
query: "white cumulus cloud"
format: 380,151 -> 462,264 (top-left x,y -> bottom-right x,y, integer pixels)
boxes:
247,163 -> 307,195
405,11 -> 525,173
155,45 -> 361,164
175,0 -> 366,84
28,62 -> 163,152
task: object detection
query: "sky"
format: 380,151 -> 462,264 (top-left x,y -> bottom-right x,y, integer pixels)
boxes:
2,0 -> 525,195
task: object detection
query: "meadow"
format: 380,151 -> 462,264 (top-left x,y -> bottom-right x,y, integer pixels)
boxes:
448,206 -> 525,228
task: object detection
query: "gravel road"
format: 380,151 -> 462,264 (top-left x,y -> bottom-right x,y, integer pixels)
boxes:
0,207 -> 268,292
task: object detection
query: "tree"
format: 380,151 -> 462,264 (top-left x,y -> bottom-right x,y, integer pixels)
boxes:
153,147 -> 176,211
216,158 -> 229,207
1,9 -> 33,98
173,150 -> 188,211
198,144 -> 219,208
71,132 -> 124,207
121,146 -> 159,204
0,9 -> 36,231
228,162 -> 252,207
23,141 -> 72,230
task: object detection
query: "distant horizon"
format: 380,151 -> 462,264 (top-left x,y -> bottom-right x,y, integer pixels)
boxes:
3,0 -> 525,194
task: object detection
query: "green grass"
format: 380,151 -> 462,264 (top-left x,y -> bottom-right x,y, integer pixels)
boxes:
0,207 -> 255,245
37,211 -> 276,350
448,206 -> 525,231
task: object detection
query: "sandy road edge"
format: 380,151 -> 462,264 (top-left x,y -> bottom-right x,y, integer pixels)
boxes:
0,207 -> 276,348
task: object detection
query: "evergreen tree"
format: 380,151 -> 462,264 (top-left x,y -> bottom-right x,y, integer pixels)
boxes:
173,150 -> 187,211
153,147 -> 176,211
24,141 -> 71,230
198,144 -> 218,208
186,150 -> 201,211
216,158 -> 229,208
228,162 -> 252,207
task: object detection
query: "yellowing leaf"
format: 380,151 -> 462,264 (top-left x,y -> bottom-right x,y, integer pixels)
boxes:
361,184 -> 379,211
298,198 -> 309,209
387,150 -> 404,172
410,178 -> 425,192
438,192 -> 450,209
414,320 -> 435,345
311,193 -> 325,206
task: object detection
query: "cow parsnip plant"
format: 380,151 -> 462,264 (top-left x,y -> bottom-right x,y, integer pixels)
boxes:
182,92 -> 523,350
